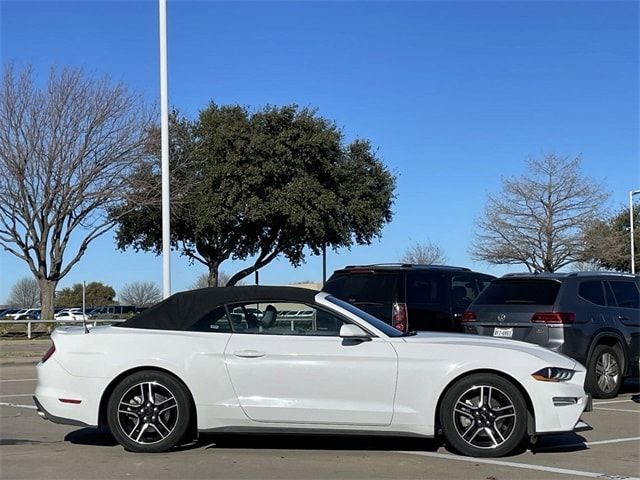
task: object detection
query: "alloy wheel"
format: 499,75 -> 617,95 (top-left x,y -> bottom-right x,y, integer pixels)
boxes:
117,381 -> 179,445
595,352 -> 620,394
452,385 -> 517,449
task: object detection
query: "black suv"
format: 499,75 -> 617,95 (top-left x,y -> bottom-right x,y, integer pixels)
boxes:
322,264 -> 495,332
463,272 -> 640,398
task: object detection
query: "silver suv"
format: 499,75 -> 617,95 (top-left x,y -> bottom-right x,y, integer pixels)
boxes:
462,272 -> 639,398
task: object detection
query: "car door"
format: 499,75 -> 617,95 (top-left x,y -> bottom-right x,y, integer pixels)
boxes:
223,301 -> 398,426
607,279 -> 640,367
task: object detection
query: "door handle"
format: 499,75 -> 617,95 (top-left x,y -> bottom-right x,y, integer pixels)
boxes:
233,350 -> 266,358
618,315 -> 629,321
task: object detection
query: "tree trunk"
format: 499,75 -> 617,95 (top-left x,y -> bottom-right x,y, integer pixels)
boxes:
207,264 -> 219,287
227,249 -> 279,286
39,278 -> 58,321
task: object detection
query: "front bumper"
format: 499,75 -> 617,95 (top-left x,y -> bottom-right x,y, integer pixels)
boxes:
522,370 -> 590,434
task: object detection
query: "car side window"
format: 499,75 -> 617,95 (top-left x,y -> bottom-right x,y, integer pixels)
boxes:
609,281 -> 640,309
188,306 -> 233,333
226,302 -> 346,336
451,275 -> 481,310
477,276 -> 493,292
406,271 -> 448,307
578,281 -> 606,306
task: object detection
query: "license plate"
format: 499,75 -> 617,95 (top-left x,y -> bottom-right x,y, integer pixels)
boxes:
493,327 -> 513,338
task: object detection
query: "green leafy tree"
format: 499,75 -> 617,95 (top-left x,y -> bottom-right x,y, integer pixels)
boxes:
582,205 -> 639,272
56,282 -> 116,308
114,103 -> 395,286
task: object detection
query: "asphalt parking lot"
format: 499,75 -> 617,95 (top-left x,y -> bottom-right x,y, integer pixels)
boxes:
1,356 -> 639,480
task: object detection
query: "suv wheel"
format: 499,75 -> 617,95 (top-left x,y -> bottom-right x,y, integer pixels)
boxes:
586,345 -> 622,399
439,373 -> 528,457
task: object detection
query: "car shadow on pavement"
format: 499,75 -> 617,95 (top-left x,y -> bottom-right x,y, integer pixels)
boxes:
63,429 -> 591,456
621,378 -> 639,396
529,433 -> 588,454
65,427 -> 119,447
199,433 -> 444,453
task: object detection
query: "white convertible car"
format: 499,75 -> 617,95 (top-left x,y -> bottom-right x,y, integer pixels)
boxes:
34,286 -> 590,457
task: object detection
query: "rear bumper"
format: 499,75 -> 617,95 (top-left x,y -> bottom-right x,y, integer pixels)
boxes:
33,396 -> 90,427
35,358 -> 103,427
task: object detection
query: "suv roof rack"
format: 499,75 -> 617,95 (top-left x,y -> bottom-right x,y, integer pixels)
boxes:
567,271 -> 636,278
343,263 -> 471,271
502,271 -> 637,278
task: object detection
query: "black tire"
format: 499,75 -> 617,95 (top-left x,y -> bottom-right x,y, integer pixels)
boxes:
439,373 -> 528,457
585,345 -> 622,399
107,370 -> 192,453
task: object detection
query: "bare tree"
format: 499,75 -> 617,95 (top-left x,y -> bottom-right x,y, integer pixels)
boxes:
402,241 -> 447,264
0,64 -> 152,320
119,282 -> 162,307
471,154 -> 608,272
6,277 -> 40,307
571,261 -> 606,272
190,271 -> 246,288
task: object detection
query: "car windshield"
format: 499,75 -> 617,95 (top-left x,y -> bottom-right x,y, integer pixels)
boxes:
324,295 -> 404,337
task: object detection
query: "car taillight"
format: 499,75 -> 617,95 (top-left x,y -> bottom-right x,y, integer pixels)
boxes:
392,302 -> 408,332
41,343 -> 55,363
461,312 -> 477,322
531,312 -> 575,324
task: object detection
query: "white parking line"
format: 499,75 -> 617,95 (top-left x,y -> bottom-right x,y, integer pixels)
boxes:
593,399 -> 636,405
0,401 -> 36,409
586,436 -> 640,446
594,407 -> 640,413
535,436 -> 640,451
0,378 -> 37,382
398,451 -> 640,480
0,394 -> 33,398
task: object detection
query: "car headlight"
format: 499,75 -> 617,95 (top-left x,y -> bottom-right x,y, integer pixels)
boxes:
531,367 -> 575,382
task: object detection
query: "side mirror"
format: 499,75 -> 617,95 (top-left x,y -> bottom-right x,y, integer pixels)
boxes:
339,324 -> 371,341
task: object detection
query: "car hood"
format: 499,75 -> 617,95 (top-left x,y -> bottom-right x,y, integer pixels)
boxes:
402,332 -> 578,370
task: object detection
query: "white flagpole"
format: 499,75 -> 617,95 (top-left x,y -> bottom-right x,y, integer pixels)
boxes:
159,0 -> 171,298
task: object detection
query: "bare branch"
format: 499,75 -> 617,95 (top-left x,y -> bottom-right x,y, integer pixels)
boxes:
0,63 -> 153,319
471,153 -> 608,272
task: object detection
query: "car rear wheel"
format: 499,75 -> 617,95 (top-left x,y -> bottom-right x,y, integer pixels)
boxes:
439,373 -> 528,457
107,370 -> 192,453
586,345 -> 622,399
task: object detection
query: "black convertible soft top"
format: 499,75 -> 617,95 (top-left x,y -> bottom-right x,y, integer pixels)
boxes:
118,285 -> 318,331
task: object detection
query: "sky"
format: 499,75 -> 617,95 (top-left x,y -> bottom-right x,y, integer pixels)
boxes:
0,0 -> 638,303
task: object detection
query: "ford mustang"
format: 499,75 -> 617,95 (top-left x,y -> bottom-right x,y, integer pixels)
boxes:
34,286 -> 590,457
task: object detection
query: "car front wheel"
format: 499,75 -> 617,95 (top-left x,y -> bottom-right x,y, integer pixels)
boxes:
439,373 -> 528,457
107,370 -> 192,453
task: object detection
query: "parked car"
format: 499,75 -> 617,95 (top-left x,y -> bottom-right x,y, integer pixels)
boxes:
7,308 -> 41,320
54,308 -> 86,321
0,308 -> 22,318
88,305 -> 142,318
34,286 -> 590,457
15,309 -> 41,320
322,264 -> 495,332
462,272 -> 640,399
